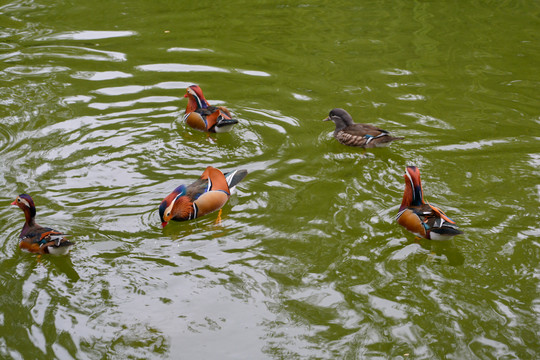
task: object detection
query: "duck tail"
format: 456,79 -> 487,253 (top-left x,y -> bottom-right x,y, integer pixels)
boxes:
224,169 -> 248,189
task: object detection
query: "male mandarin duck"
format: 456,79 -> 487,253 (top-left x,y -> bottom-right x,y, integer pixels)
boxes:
396,166 -> 463,240
159,166 -> 247,227
323,108 -> 404,148
11,194 -> 74,255
183,85 -> 238,133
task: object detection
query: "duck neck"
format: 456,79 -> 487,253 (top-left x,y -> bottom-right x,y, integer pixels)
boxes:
412,185 -> 424,206
23,207 -> 36,227
334,118 -> 350,132
399,184 -> 413,212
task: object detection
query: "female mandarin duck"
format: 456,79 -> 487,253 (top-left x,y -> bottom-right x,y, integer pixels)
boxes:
324,108 -> 404,148
159,166 -> 247,227
11,194 -> 74,255
396,166 -> 463,240
183,85 -> 238,133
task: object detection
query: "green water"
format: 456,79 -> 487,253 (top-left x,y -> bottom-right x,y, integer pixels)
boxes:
1,0 -> 539,359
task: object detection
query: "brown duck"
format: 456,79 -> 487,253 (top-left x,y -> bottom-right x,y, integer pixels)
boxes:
396,166 -> 463,240
323,108 -> 404,148
159,166 -> 247,227
11,194 -> 74,255
183,85 -> 238,133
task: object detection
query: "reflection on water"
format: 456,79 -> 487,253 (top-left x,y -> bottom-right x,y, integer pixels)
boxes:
1,0 -> 539,359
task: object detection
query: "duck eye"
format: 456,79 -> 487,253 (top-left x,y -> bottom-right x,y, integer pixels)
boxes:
166,212 -> 170,217
17,198 -> 20,202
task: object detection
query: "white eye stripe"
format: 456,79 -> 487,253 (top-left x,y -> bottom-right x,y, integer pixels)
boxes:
19,198 -> 30,208
406,171 -> 414,190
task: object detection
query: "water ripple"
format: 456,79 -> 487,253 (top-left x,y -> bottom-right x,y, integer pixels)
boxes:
36,30 -> 137,41
71,71 -> 133,81
24,45 -> 127,62
89,96 -> 179,110
93,81 -> 192,96
235,69 -> 272,77
403,112 -> 453,129
167,47 -> 214,53
4,65 -> 70,75
0,123 -> 16,155
435,138 -> 510,151
137,63 -> 229,73
1,0 -> 539,358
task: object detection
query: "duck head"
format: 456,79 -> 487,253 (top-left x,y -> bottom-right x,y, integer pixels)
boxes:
323,108 -> 355,130
11,194 -> 36,225
159,185 -> 188,227
184,85 -> 209,112
399,166 -> 425,211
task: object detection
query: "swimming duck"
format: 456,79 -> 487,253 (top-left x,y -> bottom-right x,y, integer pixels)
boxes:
396,166 -> 463,240
11,194 -> 74,255
159,166 -> 247,227
183,85 -> 238,133
323,108 -> 404,148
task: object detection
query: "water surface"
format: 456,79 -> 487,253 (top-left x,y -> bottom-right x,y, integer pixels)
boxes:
1,0 -> 539,359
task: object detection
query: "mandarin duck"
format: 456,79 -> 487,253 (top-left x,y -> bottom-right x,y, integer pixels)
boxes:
11,194 -> 74,255
396,166 -> 463,240
183,85 -> 238,133
159,166 -> 247,227
323,108 -> 404,148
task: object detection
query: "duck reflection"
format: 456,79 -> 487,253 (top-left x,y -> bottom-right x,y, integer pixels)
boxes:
39,253 -> 80,281
413,237 -> 465,266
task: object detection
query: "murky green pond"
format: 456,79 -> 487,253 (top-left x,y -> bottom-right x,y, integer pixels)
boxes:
1,0 -> 539,358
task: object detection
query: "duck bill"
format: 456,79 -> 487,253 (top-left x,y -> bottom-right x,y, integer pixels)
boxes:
10,200 -> 17,206
161,221 -> 168,228
323,116 -> 330,121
